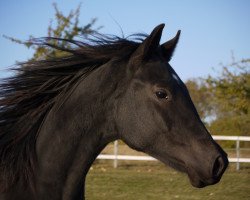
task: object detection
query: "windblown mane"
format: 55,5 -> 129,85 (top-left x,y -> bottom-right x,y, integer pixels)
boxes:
0,33 -> 146,191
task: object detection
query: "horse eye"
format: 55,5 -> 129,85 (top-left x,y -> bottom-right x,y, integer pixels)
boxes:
155,91 -> 168,99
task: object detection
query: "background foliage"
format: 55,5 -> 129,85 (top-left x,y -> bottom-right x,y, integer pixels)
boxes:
4,3 -> 101,60
186,59 -> 250,138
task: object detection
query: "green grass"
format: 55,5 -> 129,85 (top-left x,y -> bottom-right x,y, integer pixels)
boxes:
86,162 -> 250,200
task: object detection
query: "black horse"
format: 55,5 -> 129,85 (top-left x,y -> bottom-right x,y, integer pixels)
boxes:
0,24 -> 228,200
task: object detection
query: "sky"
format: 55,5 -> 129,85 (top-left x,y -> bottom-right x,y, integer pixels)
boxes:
0,0 -> 249,81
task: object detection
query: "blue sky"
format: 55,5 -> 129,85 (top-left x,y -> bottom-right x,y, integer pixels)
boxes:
0,0 -> 249,80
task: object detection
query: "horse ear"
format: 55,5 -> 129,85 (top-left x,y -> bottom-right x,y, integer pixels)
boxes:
130,24 -> 165,65
161,30 -> 181,62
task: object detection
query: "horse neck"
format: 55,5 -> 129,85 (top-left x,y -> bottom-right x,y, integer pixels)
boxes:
34,63 -> 121,200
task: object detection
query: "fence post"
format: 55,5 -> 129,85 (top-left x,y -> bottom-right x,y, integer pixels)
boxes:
114,140 -> 118,168
236,137 -> 240,170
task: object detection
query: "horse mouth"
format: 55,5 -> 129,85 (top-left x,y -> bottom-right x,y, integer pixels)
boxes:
165,159 -> 219,188
186,167 -> 223,188
187,174 -> 221,188
160,156 -> 224,188
148,151 -> 227,188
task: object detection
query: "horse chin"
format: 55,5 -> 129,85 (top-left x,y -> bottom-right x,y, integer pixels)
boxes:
165,160 -> 208,188
190,179 -> 207,188
188,176 -> 221,188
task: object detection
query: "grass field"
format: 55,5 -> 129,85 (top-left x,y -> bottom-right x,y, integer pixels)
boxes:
86,162 -> 250,200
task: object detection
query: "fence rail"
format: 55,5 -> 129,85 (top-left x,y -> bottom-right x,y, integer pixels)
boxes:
97,136 -> 250,170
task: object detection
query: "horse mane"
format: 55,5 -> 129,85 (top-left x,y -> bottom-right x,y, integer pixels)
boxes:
0,33 -> 146,191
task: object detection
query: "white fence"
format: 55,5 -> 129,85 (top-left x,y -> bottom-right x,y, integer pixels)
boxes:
97,135 -> 250,170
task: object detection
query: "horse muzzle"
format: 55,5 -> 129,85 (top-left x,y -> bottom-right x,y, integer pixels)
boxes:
187,154 -> 229,188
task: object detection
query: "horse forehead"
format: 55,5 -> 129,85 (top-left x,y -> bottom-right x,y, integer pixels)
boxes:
143,61 -> 169,75
150,62 -> 181,81
171,72 -> 182,84
137,61 -> 183,86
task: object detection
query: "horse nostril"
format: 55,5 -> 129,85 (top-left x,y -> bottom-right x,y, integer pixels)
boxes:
212,156 -> 224,178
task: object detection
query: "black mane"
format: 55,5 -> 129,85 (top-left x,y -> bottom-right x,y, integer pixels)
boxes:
0,34 -> 145,191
